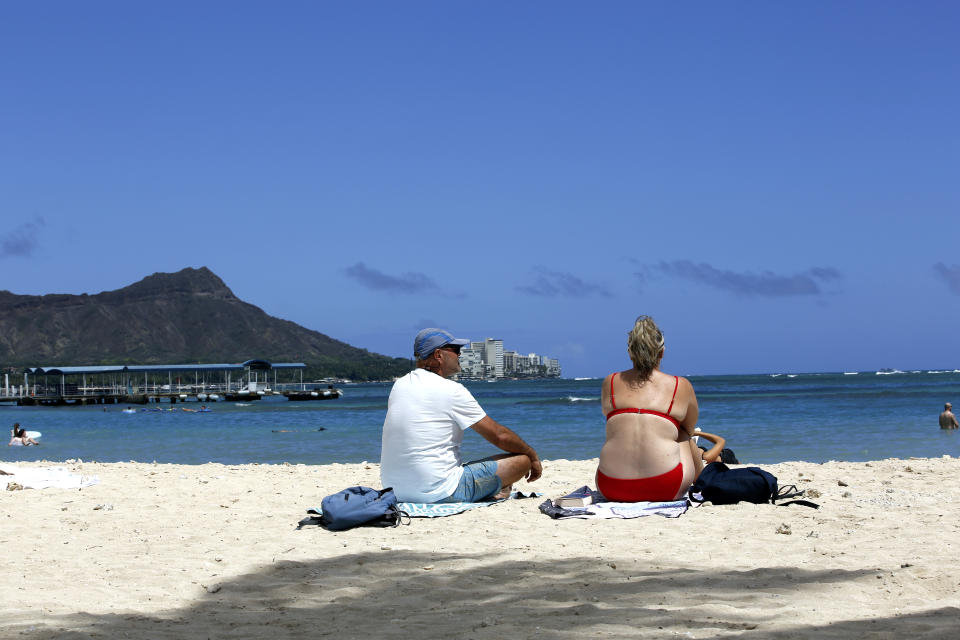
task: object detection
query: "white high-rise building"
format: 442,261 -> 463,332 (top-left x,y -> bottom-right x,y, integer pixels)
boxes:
458,347 -> 484,379
483,338 -> 504,378
456,340 -> 559,380
503,351 -> 518,374
544,358 -> 561,377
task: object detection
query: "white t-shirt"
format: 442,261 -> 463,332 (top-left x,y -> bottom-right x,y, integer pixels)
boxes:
380,368 -> 487,502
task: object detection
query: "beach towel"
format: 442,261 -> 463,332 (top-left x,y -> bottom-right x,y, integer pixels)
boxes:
398,490 -> 539,517
539,486 -> 688,520
299,491 -> 539,528
0,465 -> 100,490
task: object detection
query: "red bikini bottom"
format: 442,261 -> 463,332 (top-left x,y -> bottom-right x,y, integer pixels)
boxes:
596,463 -> 684,502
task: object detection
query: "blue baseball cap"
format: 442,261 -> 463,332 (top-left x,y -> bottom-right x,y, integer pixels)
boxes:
414,328 -> 470,359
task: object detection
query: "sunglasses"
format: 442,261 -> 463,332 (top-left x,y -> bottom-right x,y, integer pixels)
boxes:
438,345 -> 461,355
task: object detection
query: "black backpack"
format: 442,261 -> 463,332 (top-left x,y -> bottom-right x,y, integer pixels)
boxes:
690,462 -> 818,508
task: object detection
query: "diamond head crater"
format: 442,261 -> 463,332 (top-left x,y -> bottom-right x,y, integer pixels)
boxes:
0,267 -> 410,382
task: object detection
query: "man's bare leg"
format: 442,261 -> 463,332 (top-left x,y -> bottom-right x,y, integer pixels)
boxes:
492,453 -> 533,499
466,453 -> 534,499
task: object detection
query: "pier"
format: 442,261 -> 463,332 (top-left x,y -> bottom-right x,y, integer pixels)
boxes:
1,360 -> 343,406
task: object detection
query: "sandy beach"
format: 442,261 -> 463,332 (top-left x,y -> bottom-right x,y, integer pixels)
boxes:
2,457 -> 959,639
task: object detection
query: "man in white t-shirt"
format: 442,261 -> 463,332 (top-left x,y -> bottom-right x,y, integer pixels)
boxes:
380,328 -> 542,503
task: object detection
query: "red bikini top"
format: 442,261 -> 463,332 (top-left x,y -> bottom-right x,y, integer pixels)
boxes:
606,372 -> 682,431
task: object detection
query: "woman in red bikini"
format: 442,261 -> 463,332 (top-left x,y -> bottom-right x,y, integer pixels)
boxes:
597,316 -> 720,502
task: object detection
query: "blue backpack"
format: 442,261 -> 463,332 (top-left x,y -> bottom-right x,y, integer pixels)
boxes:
316,486 -> 409,531
690,462 -> 817,508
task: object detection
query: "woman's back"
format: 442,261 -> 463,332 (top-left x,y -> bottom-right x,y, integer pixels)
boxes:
595,315 -> 701,502
599,368 -> 697,483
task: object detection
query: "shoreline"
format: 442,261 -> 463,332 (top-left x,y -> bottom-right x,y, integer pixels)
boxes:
3,457 -> 959,638
5,371 -> 960,466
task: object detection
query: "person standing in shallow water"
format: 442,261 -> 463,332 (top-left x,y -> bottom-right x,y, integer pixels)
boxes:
940,403 -> 959,429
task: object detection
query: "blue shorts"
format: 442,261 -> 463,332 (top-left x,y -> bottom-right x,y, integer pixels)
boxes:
440,460 -> 502,503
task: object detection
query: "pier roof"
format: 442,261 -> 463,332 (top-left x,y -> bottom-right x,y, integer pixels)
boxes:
241,360 -> 306,370
27,365 -> 127,376
25,361 -> 306,376
126,364 -> 245,374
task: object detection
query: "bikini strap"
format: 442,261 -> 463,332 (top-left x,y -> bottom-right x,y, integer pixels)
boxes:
609,372 -> 618,410
666,375 -> 679,414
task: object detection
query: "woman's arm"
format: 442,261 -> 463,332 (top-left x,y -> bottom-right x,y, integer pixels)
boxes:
600,374 -> 614,416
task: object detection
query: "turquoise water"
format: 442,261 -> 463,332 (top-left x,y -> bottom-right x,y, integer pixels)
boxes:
3,370 -> 960,465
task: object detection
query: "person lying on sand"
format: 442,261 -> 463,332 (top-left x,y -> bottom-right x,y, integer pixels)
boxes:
692,430 -> 727,476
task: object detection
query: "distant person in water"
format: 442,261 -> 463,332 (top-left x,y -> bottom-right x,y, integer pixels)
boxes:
8,423 -> 39,446
597,315 -> 700,502
940,403 -> 959,430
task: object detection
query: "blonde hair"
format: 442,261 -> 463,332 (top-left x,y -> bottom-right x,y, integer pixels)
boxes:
627,315 -> 664,380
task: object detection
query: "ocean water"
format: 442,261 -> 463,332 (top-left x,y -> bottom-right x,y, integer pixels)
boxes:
3,370 -> 960,466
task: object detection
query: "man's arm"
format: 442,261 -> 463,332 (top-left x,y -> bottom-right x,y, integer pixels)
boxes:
470,415 -> 542,482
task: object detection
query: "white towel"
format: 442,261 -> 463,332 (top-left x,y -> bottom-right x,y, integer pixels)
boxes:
1,465 -> 100,490
546,499 -> 688,520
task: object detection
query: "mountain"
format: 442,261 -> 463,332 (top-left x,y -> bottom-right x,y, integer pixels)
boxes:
0,267 -> 411,381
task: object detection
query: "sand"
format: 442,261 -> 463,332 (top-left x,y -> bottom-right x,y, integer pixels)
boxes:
2,456 -> 959,639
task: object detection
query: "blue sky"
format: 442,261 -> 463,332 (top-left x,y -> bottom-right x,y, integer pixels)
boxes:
2,2 -> 958,377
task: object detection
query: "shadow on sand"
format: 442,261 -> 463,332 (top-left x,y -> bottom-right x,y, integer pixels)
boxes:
12,550 -> 958,639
